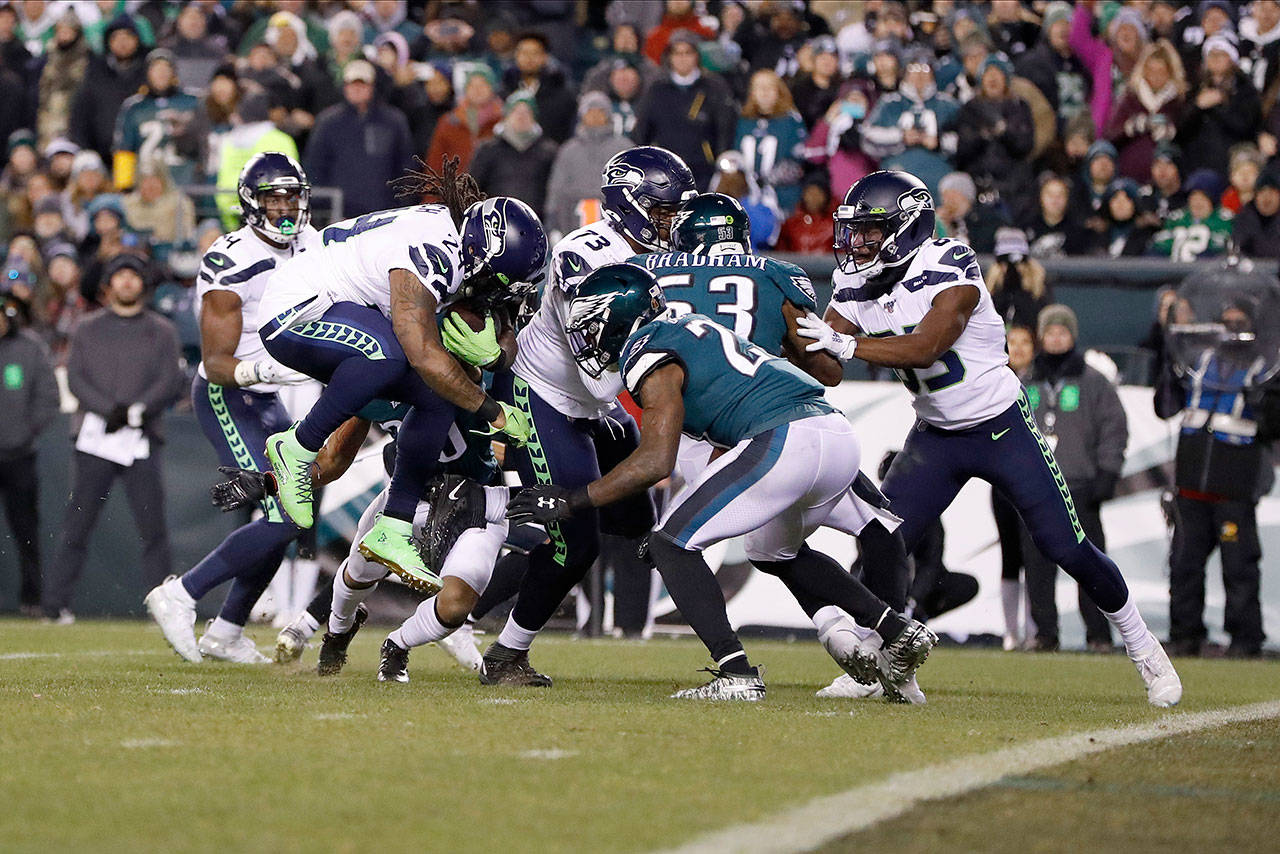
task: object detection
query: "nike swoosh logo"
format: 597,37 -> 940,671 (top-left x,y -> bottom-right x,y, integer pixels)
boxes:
567,256 -> 582,272
991,428 -> 1010,441
449,482 -> 466,501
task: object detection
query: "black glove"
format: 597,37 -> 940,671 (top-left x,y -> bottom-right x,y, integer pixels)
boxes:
505,484 -> 589,525
1093,470 -> 1119,502
104,405 -> 129,433
211,466 -> 276,512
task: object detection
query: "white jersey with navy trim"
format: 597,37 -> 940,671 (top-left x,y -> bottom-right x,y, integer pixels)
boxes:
196,223 -> 320,392
258,204 -> 464,330
511,221 -> 636,418
829,238 -> 1022,430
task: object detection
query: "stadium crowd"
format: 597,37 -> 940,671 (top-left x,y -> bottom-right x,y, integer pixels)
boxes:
5,0 -> 1280,362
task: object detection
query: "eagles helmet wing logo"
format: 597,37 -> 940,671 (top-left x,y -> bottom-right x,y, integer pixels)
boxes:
566,291 -> 618,330
603,163 -> 646,189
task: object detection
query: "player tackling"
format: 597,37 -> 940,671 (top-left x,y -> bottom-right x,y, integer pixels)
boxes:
798,170 -> 1182,707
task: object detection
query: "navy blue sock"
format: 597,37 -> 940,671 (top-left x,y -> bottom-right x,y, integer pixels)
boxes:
180,518 -> 299,600
296,357 -> 405,451
217,542 -> 290,625
385,403 -> 454,521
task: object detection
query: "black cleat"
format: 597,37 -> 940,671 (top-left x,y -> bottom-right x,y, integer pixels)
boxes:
377,638 -> 410,683
317,604 -> 368,676
478,642 -> 552,687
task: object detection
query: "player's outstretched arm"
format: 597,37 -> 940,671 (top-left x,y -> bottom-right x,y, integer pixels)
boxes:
782,301 -> 843,387
585,364 -> 685,507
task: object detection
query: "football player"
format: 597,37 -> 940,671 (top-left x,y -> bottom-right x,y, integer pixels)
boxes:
256,158 -> 544,596
509,264 -> 936,701
145,152 -> 320,663
638,193 -> 917,700
477,146 -> 696,686
798,170 -> 1182,707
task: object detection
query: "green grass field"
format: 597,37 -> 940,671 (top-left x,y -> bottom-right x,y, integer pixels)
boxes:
1,619 -> 1277,853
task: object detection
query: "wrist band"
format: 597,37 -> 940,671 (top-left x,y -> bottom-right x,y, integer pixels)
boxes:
476,395 -> 502,423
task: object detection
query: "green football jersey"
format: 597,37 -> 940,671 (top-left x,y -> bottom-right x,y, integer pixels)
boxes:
628,251 -> 817,357
619,314 -> 834,448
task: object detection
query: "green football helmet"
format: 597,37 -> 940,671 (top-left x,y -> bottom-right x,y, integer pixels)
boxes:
670,193 -> 752,254
565,263 -> 667,378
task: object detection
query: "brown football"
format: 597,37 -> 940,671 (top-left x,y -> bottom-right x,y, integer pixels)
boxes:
446,300 -> 488,332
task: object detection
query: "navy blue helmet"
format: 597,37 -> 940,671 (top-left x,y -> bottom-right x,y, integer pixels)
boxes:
565,263 -> 667,378
834,170 -> 936,276
600,146 -> 696,251
237,151 -> 310,243
458,196 -> 548,318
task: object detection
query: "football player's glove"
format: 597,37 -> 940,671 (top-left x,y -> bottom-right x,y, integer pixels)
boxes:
471,401 -> 532,447
441,313 -> 502,368
505,484 -> 589,525
211,466 -> 276,511
797,312 -> 858,361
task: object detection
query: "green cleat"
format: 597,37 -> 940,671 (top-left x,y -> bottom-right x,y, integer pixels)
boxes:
357,514 -> 443,595
265,425 -> 317,528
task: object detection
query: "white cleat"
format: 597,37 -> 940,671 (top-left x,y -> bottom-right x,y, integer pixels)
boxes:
1002,633 -> 1020,652
198,631 -> 271,664
1133,641 -> 1182,708
275,613 -> 317,664
144,576 -> 202,663
436,622 -> 483,671
816,673 -> 884,699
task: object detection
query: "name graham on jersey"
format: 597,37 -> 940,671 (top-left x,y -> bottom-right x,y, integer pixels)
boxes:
641,253 -> 767,271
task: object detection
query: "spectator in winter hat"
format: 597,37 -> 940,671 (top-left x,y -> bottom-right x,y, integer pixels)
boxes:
468,93 -> 557,218
1098,177 -> 1155,257
544,90 -> 631,237
1104,39 -> 1185,182
1153,168 -> 1234,261
790,35 -> 845,130
582,22 -> 663,94
1069,2 -> 1148,136
955,52 -> 1035,217
425,64 -> 502,172
1220,143 -> 1264,214
1232,165 -> 1280,259
862,48 -> 960,200
1015,1 -> 1090,129
1178,36 -> 1262,177
1072,139 -> 1118,238
987,225 -> 1052,328
67,15 -> 146,163
643,0 -> 716,66
1138,141 -> 1187,227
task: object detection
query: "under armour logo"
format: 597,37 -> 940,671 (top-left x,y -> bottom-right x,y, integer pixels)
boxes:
537,497 -> 558,509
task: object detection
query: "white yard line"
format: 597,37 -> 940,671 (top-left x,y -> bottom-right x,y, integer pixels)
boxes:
658,699 -> 1280,854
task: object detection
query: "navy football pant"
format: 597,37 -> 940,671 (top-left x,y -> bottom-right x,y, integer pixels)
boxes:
494,372 -> 655,634
881,393 -> 1129,613
262,303 -> 456,521
186,376 -> 298,626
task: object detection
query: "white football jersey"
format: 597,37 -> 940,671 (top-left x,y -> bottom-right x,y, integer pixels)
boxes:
830,238 -> 1022,430
196,223 -> 321,392
512,221 -> 634,418
258,205 -> 464,330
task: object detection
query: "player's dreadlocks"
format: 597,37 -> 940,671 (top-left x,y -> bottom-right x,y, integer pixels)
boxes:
391,155 -> 486,225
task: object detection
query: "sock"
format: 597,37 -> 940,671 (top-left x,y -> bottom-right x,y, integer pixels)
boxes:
328,570 -> 375,635
389,597 -> 455,650
166,575 -> 196,608
483,485 -> 510,524
649,534 -> 749,668
497,614 -> 539,651
815,606 -> 864,664
472,550 -> 528,620
872,608 -> 908,644
758,545 -> 895,631
206,616 -> 242,641
1103,594 -> 1156,658
1001,579 -> 1021,639
716,650 -> 756,676
291,559 -> 320,616
299,610 -> 320,636
180,518 -> 300,600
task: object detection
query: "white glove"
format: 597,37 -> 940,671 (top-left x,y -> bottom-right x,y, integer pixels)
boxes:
796,312 -> 859,361
233,359 -> 311,387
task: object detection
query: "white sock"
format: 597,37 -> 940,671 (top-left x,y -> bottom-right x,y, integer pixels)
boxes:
497,614 -> 539,651
169,576 -> 197,608
291,559 -> 320,614
1001,579 -> 1021,639
815,608 -> 864,662
299,610 -> 320,635
1103,594 -> 1156,658
328,572 -> 375,635
483,485 -> 510,524
389,597 -> 456,650
206,616 -> 242,641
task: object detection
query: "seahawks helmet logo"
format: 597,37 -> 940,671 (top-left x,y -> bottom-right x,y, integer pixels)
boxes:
482,203 -> 506,256
603,162 -> 646,189
897,187 -> 933,215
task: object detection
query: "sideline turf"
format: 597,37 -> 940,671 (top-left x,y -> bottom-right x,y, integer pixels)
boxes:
0,620 -> 1275,853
